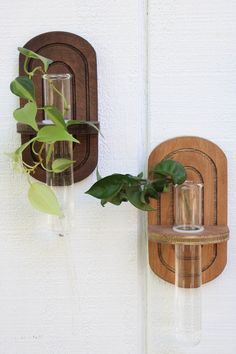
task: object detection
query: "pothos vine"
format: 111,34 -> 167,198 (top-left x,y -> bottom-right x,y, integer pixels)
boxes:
8,47 -> 98,217
8,47 -> 186,216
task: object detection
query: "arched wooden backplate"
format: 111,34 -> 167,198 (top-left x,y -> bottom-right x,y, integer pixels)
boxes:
148,136 -> 228,285
18,31 -> 98,183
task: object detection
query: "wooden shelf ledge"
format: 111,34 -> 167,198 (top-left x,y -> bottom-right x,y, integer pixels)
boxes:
17,121 -> 99,135
148,225 -> 229,245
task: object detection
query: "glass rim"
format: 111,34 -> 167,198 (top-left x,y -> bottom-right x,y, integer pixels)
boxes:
42,73 -> 72,80
174,180 -> 204,188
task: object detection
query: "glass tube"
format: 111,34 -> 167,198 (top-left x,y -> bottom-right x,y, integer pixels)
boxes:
173,181 -> 204,233
175,244 -> 202,346
43,73 -> 72,121
43,74 -> 74,236
45,141 -> 74,236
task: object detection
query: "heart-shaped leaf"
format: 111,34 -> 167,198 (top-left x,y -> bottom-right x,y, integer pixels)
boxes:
7,137 -> 37,163
18,47 -> 53,72
13,102 -> 38,131
16,138 -> 37,155
52,158 -> 75,173
143,183 -> 159,199
126,187 -> 156,211
153,160 -> 186,185
150,174 -> 168,193
10,76 -> 35,101
85,160 -> 186,212
107,190 -> 128,206
85,174 -> 126,200
66,120 -> 102,136
28,182 -> 63,216
36,125 -> 80,144
43,106 -> 66,129
124,174 -> 144,185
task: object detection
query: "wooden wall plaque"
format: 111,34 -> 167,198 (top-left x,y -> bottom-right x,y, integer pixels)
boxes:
17,31 -> 99,183
148,136 -> 229,286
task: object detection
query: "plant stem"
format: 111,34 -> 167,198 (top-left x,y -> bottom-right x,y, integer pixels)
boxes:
22,160 -> 38,170
40,161 -> 53,173
32,140 -> 40,156
23,57 -> 45,78
49,79 -> 69,116
45,143 -> 54,164
30,66 -> 44,76
23,57 -> 31,76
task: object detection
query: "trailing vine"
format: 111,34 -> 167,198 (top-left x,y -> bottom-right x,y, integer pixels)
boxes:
86,160 -> 186,211
8,47 -> 98,216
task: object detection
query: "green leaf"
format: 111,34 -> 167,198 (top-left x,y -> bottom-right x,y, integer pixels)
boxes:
66,120 -> 102,136
124,174 -> 144,185
107,189 -> 128,206
5,151 -> 20,163
143,183 -> 159,199
85,174 -> 126,200
101,199 -> 108,207
36,125 -> 80,144
45,143 -> 54,164
10,76 -> 35,101
140,190 -> 147,204
43,106 -> 66,128
7,138 -> 37,163
163,185 -> 169,192
100,189 -> 128,207
18,47 -> 53,72
28,182 -> 63,217
86,173 -> 147,208
126,187 -> 156,211
13,102 -> 38,131
137,172 -> 144,178
153,160 -> 186,185
150,174 -> 168,193
16,138 -> 36,155
52,158 -> 75,173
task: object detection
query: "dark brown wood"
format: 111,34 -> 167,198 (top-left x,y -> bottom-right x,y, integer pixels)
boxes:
17,122 -> 99,135
18,31 -> 99,183
148,136 -> 229,287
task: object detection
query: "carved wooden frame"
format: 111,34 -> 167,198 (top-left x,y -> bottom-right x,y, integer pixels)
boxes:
148,136 -> 229,286
17,31 -> 99,183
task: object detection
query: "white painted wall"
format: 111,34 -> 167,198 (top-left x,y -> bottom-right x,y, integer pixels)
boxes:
148,1 -> 236,354
0,1 -> 146,353
1,0 -> 236,353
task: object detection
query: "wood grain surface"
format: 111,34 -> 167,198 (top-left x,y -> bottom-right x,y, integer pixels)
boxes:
18,31 -> 98,183
148,136 -> 228,287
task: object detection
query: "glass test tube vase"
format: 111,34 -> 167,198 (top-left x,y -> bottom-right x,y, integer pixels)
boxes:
175,243 -> 202,346
43,73 -> 74,236
173,181 -> 204,233
173,180 -> 203,345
